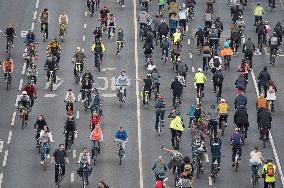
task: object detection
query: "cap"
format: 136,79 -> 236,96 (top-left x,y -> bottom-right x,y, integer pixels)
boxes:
76,47 -> 80,50
22,91 -> 27,95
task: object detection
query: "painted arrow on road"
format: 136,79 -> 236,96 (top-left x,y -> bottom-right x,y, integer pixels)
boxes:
45,76 -> 63,91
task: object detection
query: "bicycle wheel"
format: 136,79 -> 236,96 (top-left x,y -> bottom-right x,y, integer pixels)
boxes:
93,147 -> 98,166
6,79 -> 9,90
252,172 -> 257,187
119,149 -> 122,165
119,94 -> 123,108
196,158 -> 200,178
221,121 -> 225,136
22,113 -> 25,130
84,99 -> 88,112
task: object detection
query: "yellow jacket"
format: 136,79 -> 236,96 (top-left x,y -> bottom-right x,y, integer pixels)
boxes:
173,32 -> 181,44
47,41 -> 60,50
170,116 -> 184,131
194,72 -> 206,84
262,163 -> 276,183
91,43 -> 106,53
169,2 -> 178,14
254,6 -> 264,16
217,103 -> 229,115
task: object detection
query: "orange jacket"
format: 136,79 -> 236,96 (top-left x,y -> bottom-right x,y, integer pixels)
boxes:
256,96 -> 267,109
220,48 -> 233,57
90,128 -> 102,141
89,114 -> 101,126
2,60 -> 14,73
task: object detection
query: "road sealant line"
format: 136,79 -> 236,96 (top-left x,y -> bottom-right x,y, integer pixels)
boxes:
19,78 -> 23,91
85,11 -> 88,17
2,150 -> 8,167
10,112 -> 16,126
84,24 -> 87,29
205,154 -> 209,162
0,141 -> 3,153
31,22 -> 34,31
83,36 -> 85,42
133,0 -> 143,187
7,131 -> 12,144
0,172 -> 3,188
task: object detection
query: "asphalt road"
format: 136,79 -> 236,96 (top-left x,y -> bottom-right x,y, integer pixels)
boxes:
0,0 -> 284,188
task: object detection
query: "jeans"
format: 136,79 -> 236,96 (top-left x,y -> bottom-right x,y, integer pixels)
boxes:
250,162 -> 261,176
213,82 -> 222,95
232,145 -> 242,162
55,163 -> 65,183
264,182 -> 275,188
95,0 -> 100,10
171,129 -> 182,148
161,48 -> 168,58
155,110 -> 165,129
92,141 -> 101,157
40,142 -> 50,161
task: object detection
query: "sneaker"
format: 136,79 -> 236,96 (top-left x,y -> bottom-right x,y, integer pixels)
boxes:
47,154 -> 50,158
41,161 -> 44,165
122,5 -> 125,7
225,123 -> 227,127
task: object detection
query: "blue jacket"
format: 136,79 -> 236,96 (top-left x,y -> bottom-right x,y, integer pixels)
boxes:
231,132 -> 243,145
115,130 -> 128,141
234,95 -> 247,109
211,139 -> 222,157
169,19 -> 177,29
187,105 -> 195,117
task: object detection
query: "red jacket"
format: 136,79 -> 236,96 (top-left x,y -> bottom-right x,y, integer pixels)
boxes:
22,85 -> 37,96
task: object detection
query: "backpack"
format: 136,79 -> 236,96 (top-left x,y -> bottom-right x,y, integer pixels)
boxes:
183,163 -> 192,174
209,29 -> 218,39
270,36 -> 278,45
215,73 -> 222,84
275,25 -> 282,35
156,99 -> 165,108
213,57 -> 220,67
267,164 -> 275,177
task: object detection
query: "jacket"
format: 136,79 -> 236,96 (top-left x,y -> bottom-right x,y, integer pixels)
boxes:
261,163 -> 276,183
194,72 -> 206,84
169,2 -> 178,14
90,128 -> 103,141
91,42 -> 106,53
234,106 -> 248,126
2,60 -> 14,73
250,151 -> 264,164
34,119 -> 47,131
73,51 -> 86,63
170,116 -> 184,131
187,105 -> 195,117
213,71 -> 223,84
243,40 -> 255,52
65,92 -> 76,102
266,85 -> 277,101
211,139 -> 222,157
254,6 -> 264,16
138,11 -> 148,24
169,18 -> 178,29
258,70 -> 271,86
208,109 -> 218,120
256,96 -> 267,109
220,48 -> 233,57
230,132 -> 243,145
234,94 -> 247,108
65,118 -> 77,132
152,162 -> 167,178
22,85 -> 37,96
158,23 -> 169,35
171,80 -> 183,95
217,103 -> 229,115
256,23 -> 265,34
257,108 -> 272,129
89,114 -> 101,126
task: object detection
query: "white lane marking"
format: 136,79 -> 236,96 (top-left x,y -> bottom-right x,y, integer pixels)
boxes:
31,22 -> 34,31
82,48 -> 84,53
191,67 -> 195,73
101,93 -> 116,97
101,67 -> 116,72
110,77 -> 116,91
187,39 -> 190,45
76,111 -> 79,119
44,93 -> 57,97
186,25 -> 188,32
7,131 -> 12,145
189,53 -> 192,59
250,70 -> 259,96
84,23 -> 87,29
53,80 -> 64,91
208,176 -> 213,186
264,47 -> 269,56
11,112 -> 16,126
83,36 -> 85,42
280,0 -> 284,9
33,11 -> 37,20
0,140 -> 3,153
2,150 -> 8,167
19,79 -> 23,91
133,0 -> 144,187
73,150 -> 76,158
77,94 -> 81,102
22,63 -> 26,75
0,172 -> 3,188
71,171 -> 74,182
97,77 -> 109,90
35,0 -> 39,9
15,95 -> 21,107
20,31 -> 28,38
85,11 -> 88,17
205,154 -> 209,162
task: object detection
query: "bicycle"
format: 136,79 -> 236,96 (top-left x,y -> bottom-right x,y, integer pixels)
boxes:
92,141 -> 100,165
42,23 -> 47,42
211,159 -> 219,183
59,23 -> 67,43
216,85 -> 221,103
117,85 -> 126,108
234,149 -> 240,172
157,110 -> 165,136
65,132 -> 73,152
81,164 -> 89,188
173,133 -> 181,150
39,142 -> 49,171
82,89 -> 91,112
49,70 -> 55,91
20,106 -> 29,130
258,34 -> 264,53
203,55 -> 210,74
74,62 -> 82,84
270,49 -> 277,67
224,55 -> 231,70
219,117 -> 226,136
144,90 -> 149,108
173,96 -> 180,110
116,41 -> 123,55
55,163 -> 63,187
5,36 -> 14,57
188,7 -> 194,19
116,140 -> 126,165
94,53 -> 101,72
267,100 -> 275,115
260,127 -> 269,148
251,164 -> 259,187
4,71 -> 11,90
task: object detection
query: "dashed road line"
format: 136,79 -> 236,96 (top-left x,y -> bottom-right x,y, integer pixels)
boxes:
83,35 -> 85,42
15,95 -> 21,107
2,150 -> 8,167
7,131 -> 12,145
208,176 -> 213,186
77,94 -> 81,102
31,22 -> 34,31
22,63 -> 26,75
187,39 -> 190,45
35,0 -> 39,9
19,78 -> 23,91
73,150 -> 76,158
0,140 -> 3,153
205,154 -> 209,163
10,112 -> 16,126
76,111 -> 79,119
84,23 -> 87,29
191,66 -> 195,73
85,11 -> 88,17
71,171 -> 74,182
0,172 -> 3,188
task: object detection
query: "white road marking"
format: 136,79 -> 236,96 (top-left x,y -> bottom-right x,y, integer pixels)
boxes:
33,11 -> 37,20
82,48 -> 84,53
133,1 -> 144,187
110,77 -> 116,90
186,25 -> 188,32
85,11 -> 88,17
0,140 -> 4,153
84,23 -> 87,29
191,67 -> 195,73
0,172 -> 3,188
264,47 -> 269,56
77,94 -> 81,102
2,150 -> 8,167
189,53 -> 192,59
22,63 -> 26,75
7,131 -> 12,145
205,154 -> 209,162
97,77 -> 109,90
31,22 -> 34,31
53,80 -> 64,91
250,70 -> 259,96
18,78 -> 23,91
208,176 -> 213,186
35,0 -> 39,9
71,171 -> 74,182
44,93 -> 57,97
187,39 -> 190,45
101,67 -> 116,72
11,112 -> 16,126
15,95 -> 21,107
101,93 -> 116,97
73,150 -> 76,158
280,0 -> 284,9
20,31 -> 28,38
76,111 -> 79,119
83,36 -> 85,42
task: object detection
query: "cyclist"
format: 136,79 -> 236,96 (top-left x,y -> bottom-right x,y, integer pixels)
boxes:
212,69 -> 223,96
90,124 -> 103,156
234,92 -> 247,109
116,28 -> 124,55
161,36 -> 170,61
207,105 -> 219,136
263,21 -> 272,46
176,58 -> 188,81
4,24 -> 17,52
115,70 -> 130,98
140,74 -> 152,105
230,23 -> 241,54
23,43 -> 38,66
257,66 -> 271,98
34,115 -> 47,148
93,27 -> 103,41
99,6 -> 110,30
58,11 -> 68,36
268,32 -> 278,61
256,93 -> 268,111
91,40 -> 106,65
152,156 -> 168,181
64,115 -> 77,150
39,8 -> 49,39
261,159 -> 276,188
195,26 -> 205,50
114,127 -> 128,156
152,68 -> 161,96
172,29 -> 181,45
237,59 -> 249,81
89,112 -> 102,131
168,0 -> 178,19
231,4 -> 243,23
274,22 -> 283,46
177,7 -> 187,33
208,24 -> 219,52
81,68 -> 94,103
206,0 -> 215,12
90,88 -> 102,114
249,146 -> 264,177
18,91 -> 31,113
2,57 -> 14,80
52,144 -> 68,185
171,76 -> 183,107
169,110 -> 184,149
192,136 -> 206,172
253,2 -> 264,25
138,9 -> 150,30
256,21 -> 265,47
46,37 -> 61,65
194,68 -> 206,97
230,128 -> 244,167
25,30 -> 36,45
217,99 -> 229,129
158,0 -> 165,15
22,81 -> 37,107
107,13 -> 116,39
202,42 -> 212,71
39,125 -> 54,165
214,17 -> 223,39
158,20 -> 169,45
209,53 -> 222,74
154,95 -> 166,131
211,136 -> 222,176
143,41 -> 154,65
64,89 -> 76,113
153,14 -> 161,41
178,155 -> 194,187
266,80 -> 277,111
72,47 -> 86,77
77,148 -> 91,185
234,105 -> 249,138
257,108 -> 272,140
44,56 -> 57,83
242,37 -> 255,69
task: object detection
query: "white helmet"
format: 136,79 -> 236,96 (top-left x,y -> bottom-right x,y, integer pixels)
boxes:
22,91 -> 27,95
197,68 -> 202,72
220,99 -> 225,102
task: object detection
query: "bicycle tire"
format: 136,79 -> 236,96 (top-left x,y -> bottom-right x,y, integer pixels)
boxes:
44,152 -> 47,171
6,79 -> 9,90
196,158 -> 200,178
22,113 -> 25,130
119,149 -> 122,165
158,123 -> 161,136
221,121 -> 225,136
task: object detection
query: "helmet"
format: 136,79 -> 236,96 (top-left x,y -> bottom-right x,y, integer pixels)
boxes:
68,89 -> 72,91
22,91 -> 27,95
235,128 -> 240,132
86,68 -> 90,72
257,2 -> 260,5
76,47 -> 80,51
197,68 -> 202,72
179,7 -> 182,10
220,98 -> 225,102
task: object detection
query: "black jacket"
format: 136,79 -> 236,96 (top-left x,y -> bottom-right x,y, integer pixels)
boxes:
258,70 -> 271,86
65,118 -> 77,132
34,119 -> 47,131
257,108 -> 272,129
158,23 -> 169,35
171,80 -> 183,95
256,23 -> 265,35
234,106 -> 249,126
213,71 -> 223,84
234,95 -> 247,109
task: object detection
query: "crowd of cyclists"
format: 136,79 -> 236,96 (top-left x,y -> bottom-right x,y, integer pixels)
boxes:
0,0 -> 283,187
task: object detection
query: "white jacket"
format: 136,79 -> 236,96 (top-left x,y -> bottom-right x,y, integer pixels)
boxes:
249,151 -> 264,164
65,92 -> 76,102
